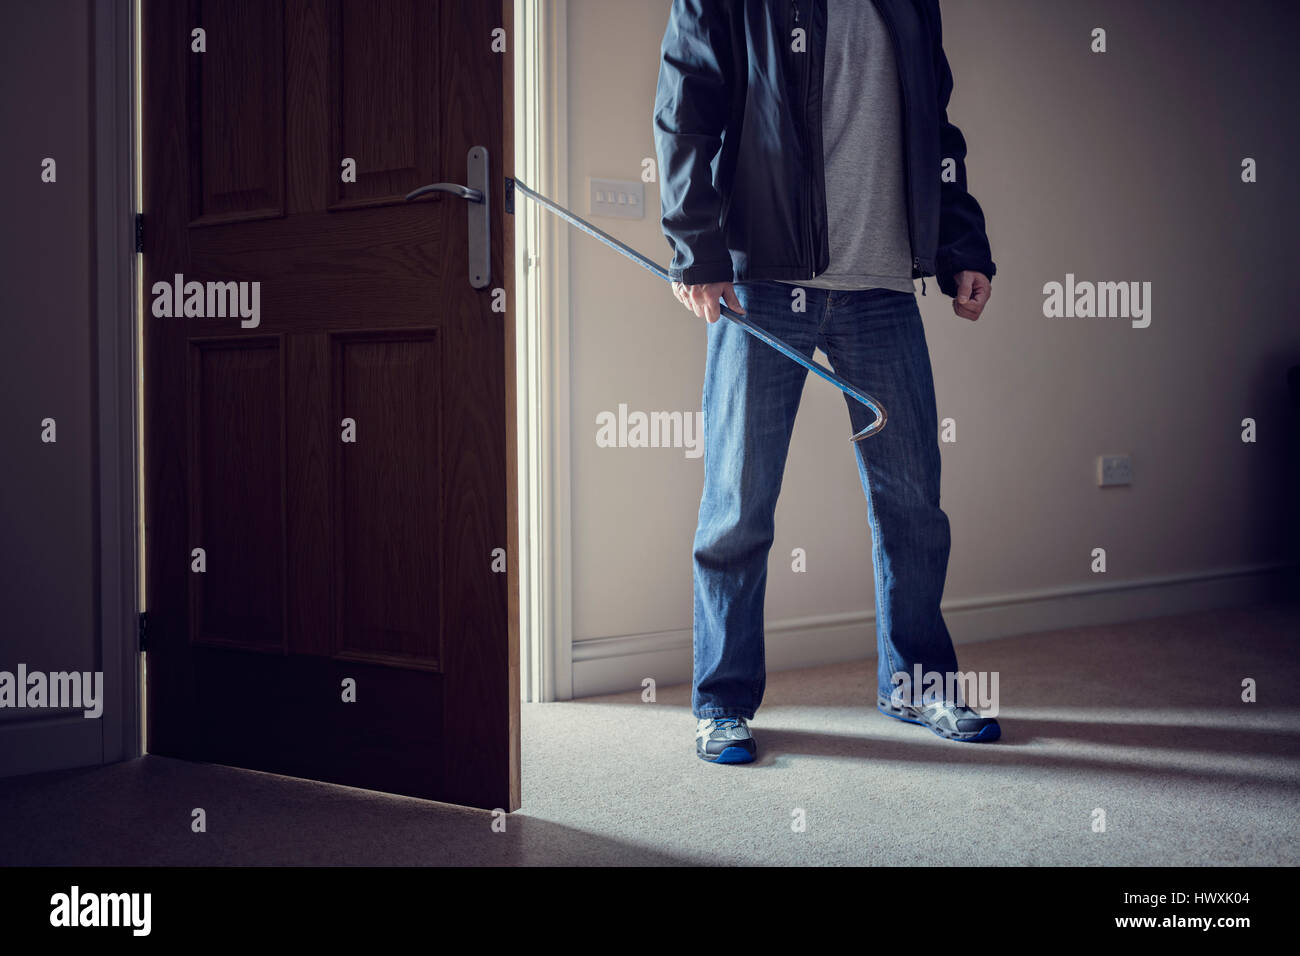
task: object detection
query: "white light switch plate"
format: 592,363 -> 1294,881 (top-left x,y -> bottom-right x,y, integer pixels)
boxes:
589,177 -> 645,220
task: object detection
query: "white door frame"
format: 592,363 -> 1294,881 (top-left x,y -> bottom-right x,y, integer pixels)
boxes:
98,0 -> 142,764
514,0 -> 574,702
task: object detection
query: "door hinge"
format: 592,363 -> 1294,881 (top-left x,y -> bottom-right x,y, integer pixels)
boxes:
137,611 -> 148,652
504,176 -> 515,215
134,213 -> 144,254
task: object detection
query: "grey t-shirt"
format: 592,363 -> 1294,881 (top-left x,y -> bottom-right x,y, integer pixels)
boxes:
779,0 -> 914,292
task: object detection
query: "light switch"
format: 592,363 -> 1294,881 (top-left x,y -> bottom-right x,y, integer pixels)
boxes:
589,177 -> 645,220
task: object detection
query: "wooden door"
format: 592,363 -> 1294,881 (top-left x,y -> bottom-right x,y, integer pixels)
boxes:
142,0 -> 518,811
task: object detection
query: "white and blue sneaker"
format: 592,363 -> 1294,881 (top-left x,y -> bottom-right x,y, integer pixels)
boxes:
695,716 -> 756,763
877,692 -> 1001,742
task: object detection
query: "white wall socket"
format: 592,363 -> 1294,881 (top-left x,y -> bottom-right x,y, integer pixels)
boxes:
1097,454 -> 1133,487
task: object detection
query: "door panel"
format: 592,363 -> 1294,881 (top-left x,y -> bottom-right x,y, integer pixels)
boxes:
143,0 -> 518,810
188,336 -> 284,651
330,0 -> 440,208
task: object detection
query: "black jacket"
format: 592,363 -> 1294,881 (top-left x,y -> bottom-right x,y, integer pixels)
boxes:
653,0 -> 996,298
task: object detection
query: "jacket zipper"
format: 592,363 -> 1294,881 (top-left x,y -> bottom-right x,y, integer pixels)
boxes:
808,3 -> 824,280
793,0 -> 816,279
874,1 -> 924,294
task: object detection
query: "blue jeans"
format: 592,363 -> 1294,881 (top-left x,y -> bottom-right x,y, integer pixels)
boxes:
692,280 -> 959,719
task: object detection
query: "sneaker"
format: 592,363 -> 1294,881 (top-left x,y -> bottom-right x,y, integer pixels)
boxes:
877,692 -> 1001,743
695,716 -> 756,763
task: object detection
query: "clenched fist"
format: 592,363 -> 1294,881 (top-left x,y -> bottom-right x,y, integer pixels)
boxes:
951,270 -> 991,321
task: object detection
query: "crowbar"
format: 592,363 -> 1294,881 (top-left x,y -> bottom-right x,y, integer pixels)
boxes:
406,176 -> 887,440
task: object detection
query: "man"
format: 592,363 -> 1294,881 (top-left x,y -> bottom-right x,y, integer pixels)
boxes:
653,0 -> 1001,764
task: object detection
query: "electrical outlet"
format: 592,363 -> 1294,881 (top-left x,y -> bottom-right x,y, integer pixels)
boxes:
1097,454 -> 1132,487
588,177 -> 645,220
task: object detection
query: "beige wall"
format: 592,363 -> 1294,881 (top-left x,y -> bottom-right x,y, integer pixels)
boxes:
0,0 -> 99,720
564,0 -> 1298,687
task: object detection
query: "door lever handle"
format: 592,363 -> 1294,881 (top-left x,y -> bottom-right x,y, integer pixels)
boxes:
404,182 -> 483,203
404,146 -> 491,289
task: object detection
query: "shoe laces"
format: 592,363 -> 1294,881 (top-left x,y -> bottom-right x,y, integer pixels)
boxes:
925,700 -> 976,719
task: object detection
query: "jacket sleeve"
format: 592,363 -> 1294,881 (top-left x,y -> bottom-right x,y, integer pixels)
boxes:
653,0 -> 735,285
930,4 -> 997,298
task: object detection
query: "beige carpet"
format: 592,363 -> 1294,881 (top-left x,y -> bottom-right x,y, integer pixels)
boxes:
1,603 -> 1296,865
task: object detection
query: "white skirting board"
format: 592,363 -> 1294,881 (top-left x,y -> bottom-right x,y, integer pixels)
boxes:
0,714 -> 103,780
570,563 -> 1295,700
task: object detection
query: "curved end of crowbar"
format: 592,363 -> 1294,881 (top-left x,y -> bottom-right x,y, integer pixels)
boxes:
850,405 -> 887,442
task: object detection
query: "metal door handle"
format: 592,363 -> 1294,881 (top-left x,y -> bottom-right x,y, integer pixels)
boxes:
404,146 -> 490,289
406,183 -> 483,203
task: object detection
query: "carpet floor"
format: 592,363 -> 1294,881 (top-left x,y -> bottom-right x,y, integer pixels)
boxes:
1,603 -> 1296,866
